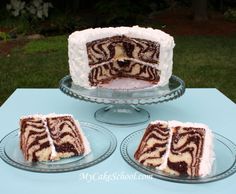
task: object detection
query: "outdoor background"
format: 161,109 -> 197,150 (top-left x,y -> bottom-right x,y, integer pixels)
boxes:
0,0 -> 236,106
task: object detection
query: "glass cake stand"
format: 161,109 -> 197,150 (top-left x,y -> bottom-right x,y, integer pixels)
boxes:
59,75 -> 185,125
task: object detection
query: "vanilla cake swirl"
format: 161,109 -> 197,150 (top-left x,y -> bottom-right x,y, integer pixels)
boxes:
68,26 -> 175,88
20,114 -> 90,162
134,120 -> 214,177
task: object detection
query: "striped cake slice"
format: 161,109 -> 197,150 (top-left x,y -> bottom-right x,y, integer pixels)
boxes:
134,121 -> 170,167
134,120 -> 214,177
20,114 -> 90,162
163,121 -> 214,177
46,115 -> 88,159
20,116 -> 53,162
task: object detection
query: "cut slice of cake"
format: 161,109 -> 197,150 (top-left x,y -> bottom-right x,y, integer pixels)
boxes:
134,121 -> 170,167
68,26 -> 175,88
20,114 -> 90,162
20,116 -> 53,162
134,120 -> 214,177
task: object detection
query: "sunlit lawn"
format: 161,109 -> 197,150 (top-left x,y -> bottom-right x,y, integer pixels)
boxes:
0,35 -> 236,105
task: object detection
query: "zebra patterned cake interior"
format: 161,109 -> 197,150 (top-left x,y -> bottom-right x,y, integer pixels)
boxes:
134,120 -> 214,177
87,35 -> 160,86
134,121 -> 169,167
68,26 -> 175,88
20,114 -> 90,162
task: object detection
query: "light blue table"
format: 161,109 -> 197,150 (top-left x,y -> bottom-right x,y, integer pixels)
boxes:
0,88 -> 235,194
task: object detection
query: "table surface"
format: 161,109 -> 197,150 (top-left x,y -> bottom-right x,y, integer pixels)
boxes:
0,88 -> 235,194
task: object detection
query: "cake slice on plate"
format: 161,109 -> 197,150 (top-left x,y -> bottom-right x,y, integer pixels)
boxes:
20,114 -> 90,162
134,121 -> 170,167
134,120 -> 214,177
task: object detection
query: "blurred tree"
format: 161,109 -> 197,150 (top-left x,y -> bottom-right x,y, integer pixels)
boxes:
68,0 -> 80,13
94,0 -> 152,26
192,0 -> 208,21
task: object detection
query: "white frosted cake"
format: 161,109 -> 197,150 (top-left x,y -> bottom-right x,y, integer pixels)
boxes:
68,26 -> 175,88
134,120 -> 214,177
20,114 -> 91,162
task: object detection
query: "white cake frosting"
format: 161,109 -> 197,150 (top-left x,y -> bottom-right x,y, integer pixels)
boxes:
157,121 -> 173,171
43,118 -> 57,158
68,26 -> 175,88
150,120 -> 214,177
199,124 -> 215,176
74,119 -> 91,155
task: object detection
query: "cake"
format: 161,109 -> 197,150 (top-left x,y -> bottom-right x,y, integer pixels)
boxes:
68,26 -> 175,88
134,120 -> 214,177
20,114 -> 90,162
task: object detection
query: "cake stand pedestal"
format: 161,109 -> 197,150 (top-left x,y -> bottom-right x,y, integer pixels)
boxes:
94,105 -> 150,125
59,75 -> 185,125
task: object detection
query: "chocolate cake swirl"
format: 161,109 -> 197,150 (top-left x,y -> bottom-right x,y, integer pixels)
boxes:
89,60 -> 160,86
86,35 -> 161,86
47,116 -> 85,158
20,117 -> 52,162
134,122 -> 169,167
87,35 -> 160,66
164,126 -> 205,176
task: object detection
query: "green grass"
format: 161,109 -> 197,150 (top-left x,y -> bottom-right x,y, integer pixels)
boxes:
173,36 -> 236,102
23,35 -> 67,54
0,35 -> 236,106
0,36 -> 69,105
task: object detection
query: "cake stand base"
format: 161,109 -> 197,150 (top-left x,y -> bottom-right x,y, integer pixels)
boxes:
94,105 -> 150,125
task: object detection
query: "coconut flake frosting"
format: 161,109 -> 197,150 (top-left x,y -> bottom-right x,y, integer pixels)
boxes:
68,26 -> 175,88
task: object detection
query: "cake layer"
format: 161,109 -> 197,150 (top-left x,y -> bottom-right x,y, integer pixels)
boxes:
46,115 -> 85,159
164,126 -> 206,176
134,121 -> 169,167
89,59 -> 160,86
20,117 -> 53,162
87,35 -> 160,66
134,120 -> 214,177
69,26 -> 174,88
167,121 -> 214,177
20,114 -> 90,162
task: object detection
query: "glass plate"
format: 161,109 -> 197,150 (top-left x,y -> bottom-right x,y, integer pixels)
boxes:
120,129 -> 236,183
0,122 -> 117,173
